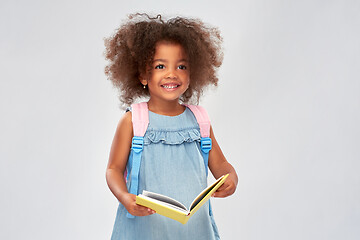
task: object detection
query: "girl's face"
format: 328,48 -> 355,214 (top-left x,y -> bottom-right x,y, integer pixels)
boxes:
141,41 -> 190,103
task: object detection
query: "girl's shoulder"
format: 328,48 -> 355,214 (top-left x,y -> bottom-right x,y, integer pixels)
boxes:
115,111 -> 133,137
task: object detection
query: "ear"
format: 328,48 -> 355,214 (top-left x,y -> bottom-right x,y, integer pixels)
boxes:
139,75 -> 148,86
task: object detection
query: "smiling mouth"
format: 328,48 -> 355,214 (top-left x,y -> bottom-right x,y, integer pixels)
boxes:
161,84 -> 180,89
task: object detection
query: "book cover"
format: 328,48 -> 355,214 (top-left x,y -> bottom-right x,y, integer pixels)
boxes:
136,174 -> 229,224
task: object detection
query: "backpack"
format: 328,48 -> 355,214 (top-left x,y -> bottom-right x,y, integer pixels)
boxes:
125,102 -> 212,218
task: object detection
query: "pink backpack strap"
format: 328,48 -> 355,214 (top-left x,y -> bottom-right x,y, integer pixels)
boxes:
126,102 -> 149,219
185,104 -> 214,216
185,104 -> 212,175
185,104 -> 211,138
131,102 -> 149,137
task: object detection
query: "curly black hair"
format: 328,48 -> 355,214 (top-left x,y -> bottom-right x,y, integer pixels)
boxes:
104,13 -> 223,108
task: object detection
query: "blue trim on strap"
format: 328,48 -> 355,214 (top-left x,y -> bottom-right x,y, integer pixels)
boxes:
200,137 -> 212,176
126,136 -> 144,218
209,200 -> 214,216
200,137 -> 213,216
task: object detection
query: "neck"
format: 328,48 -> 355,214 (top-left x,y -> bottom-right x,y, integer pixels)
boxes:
147,98 -> 185,116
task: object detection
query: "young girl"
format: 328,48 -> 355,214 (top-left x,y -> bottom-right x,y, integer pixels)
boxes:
104,13 -> 238,240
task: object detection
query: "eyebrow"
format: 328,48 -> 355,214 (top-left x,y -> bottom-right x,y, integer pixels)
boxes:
153,58 -> 188,63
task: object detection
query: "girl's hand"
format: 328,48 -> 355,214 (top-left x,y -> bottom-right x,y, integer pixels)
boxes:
212,176 -> 237,198
122,193 -> 156,216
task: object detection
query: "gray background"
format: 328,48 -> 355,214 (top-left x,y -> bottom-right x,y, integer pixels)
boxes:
1,0 -> 359,239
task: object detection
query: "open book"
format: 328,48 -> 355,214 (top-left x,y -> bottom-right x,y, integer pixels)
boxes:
135,174 -> 229,224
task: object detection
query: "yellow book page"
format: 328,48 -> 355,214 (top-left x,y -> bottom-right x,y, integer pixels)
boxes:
136,195 -> 190,224
189,174 -> 229,217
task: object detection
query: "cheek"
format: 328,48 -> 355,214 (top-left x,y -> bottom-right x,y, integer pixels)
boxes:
186,79 -> 190,88
182,72 -> 190,85
186,76 -> 190,87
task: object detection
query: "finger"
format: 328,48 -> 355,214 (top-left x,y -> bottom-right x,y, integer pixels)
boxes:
216,183 -> 228,192
134,205 -> 156,216
211,182 -> 229,197
213,185 -> 235,198
147,208 -> 156,215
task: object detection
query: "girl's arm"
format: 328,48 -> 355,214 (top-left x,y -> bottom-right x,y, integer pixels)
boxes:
208,126 -> 238,198
106,111 -> 155,216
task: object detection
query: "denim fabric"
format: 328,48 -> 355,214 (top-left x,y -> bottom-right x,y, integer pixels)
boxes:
111,107 -> 220,240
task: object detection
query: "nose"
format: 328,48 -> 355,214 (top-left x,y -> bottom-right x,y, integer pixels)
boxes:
165,68 -> 177,79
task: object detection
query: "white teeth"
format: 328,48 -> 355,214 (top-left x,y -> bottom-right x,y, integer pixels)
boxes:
162,85 -> 178,89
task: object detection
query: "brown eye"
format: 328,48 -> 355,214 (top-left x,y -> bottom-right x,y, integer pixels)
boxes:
178,65 -> 187,70
155,64 -> 165,69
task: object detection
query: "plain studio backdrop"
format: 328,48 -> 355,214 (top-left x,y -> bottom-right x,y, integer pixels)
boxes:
0,0 -> 359,239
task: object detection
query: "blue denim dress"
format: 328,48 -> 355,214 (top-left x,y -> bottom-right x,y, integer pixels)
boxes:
111,107 -> 220,239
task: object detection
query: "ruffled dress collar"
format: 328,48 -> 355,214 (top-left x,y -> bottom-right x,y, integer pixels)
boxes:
143,107 -> 201,145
